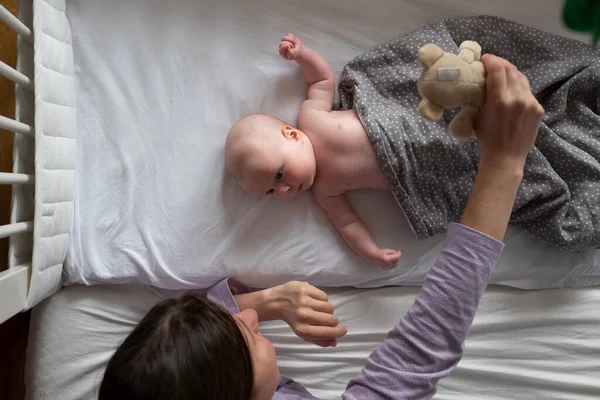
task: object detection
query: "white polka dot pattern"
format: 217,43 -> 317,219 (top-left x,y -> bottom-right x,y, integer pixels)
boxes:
338,15 -> 600,251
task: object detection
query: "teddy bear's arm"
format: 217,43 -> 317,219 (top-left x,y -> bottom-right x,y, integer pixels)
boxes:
418,97 -> 444,121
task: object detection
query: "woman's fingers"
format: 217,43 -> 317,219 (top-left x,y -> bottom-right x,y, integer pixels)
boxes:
307,298 -> 335,314
306,284 -> 329,302
506,64 -> 529,100
482,54 -> 508,101
306,310 -> 340,327
474,53 -> 543,168
296,324 -> 348,341
484,55 -> 532,102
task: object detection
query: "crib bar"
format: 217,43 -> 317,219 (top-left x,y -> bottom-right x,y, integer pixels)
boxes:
0,60 -> 33,91
0,5 -> 33,43
0,264 -> 29,325
0,221 -> 33,239
0,172 -> 34,184
0,115 -> 34,137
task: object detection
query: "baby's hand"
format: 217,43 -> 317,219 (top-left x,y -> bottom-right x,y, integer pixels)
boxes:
279,33 -> 304,61
373,248 -> 401,270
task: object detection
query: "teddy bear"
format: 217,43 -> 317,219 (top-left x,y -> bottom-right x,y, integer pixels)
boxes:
417,40 -> 486,139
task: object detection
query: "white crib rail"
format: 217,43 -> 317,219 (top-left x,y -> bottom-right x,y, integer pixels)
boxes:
0,172 -> 34,184
0,60 -> 33,91
0,4 -> 35,325
0,115 -> 33,137
0,5 -> 32,43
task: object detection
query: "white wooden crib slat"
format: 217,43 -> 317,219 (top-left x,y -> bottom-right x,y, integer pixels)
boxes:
0,60 -> 33,92
0,5 -> 33,44
0,221 -> 33,239
0,172 -> 34,184
0,264 -> 29,324
0,115 -> 34,137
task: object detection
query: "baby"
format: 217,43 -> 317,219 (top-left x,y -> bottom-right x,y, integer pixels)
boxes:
225,34 -> 401,270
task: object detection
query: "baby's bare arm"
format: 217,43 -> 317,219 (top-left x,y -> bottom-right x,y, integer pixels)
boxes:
316,194 -> 400,269
280,34 -> 334,112
296,46 -> 335,112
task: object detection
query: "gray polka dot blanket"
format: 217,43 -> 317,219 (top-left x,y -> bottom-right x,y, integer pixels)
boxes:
339,15 -> 600,251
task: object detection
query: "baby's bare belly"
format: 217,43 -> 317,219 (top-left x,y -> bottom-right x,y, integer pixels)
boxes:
320,110 -> 390,192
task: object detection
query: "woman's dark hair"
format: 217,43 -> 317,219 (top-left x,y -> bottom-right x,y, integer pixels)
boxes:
99,294 -> 254,400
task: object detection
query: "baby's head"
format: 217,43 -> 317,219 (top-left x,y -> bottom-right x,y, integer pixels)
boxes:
225,114 -> 316,199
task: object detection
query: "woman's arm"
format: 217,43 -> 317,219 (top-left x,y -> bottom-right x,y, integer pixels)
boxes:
461,54 -> 544,241
235,282 -> 347,347
206,279 -> 346,348
342,197 -> 505,399
234,290 -> 274,321
343,55 -> 544,400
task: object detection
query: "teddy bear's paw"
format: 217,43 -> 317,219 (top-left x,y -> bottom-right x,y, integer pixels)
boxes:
418,97 -> 444,121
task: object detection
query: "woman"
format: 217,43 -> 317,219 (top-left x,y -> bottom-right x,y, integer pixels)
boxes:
99,54 -> 544,400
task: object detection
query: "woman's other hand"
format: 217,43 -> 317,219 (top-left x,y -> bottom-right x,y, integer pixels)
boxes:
266,281 -> 347,347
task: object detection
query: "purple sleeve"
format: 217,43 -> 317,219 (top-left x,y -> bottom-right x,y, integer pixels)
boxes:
206,277 -> 250,314
343,223 -> 504,400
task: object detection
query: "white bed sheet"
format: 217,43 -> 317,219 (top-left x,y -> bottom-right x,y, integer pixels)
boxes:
25,284 -> 600,399
64,0 -> 600,290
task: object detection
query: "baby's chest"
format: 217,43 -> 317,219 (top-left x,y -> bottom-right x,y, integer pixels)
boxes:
314,159 -> 355,196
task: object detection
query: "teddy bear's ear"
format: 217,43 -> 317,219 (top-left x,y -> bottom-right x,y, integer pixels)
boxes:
458,41 -> 482,63
418,44 -> 444,69
418,98 -> 444,121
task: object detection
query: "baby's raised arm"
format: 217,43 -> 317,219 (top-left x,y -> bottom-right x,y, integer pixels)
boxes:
279,34 -> 335,112
316,194 -> 401,270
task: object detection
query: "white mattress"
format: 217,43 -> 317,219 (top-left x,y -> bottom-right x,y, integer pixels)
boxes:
63,0 -> 600,291
25,284 -> 600,399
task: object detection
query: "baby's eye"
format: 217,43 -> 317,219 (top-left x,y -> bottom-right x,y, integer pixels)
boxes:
275,168 -> 283,181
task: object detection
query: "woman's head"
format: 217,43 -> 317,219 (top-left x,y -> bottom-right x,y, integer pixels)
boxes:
99,295 -> 279,400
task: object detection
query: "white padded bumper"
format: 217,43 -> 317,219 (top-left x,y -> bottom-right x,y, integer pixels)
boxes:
9,0 -> 76,309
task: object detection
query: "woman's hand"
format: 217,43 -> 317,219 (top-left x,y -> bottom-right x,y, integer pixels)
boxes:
462,55 -> 544,241
475,54 -> 544,171
265,281 -> 347,347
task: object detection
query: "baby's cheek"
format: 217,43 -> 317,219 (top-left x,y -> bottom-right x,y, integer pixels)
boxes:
286,165 -> 302,181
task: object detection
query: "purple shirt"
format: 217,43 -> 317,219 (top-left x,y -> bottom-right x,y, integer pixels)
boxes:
207,223 -> 504,399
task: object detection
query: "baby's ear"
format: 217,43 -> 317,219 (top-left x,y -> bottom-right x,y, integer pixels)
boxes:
418,44 -> 444,69
282,125 -> 300,140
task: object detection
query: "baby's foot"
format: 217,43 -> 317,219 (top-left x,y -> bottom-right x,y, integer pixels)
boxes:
374,249 -> 401,270
279,33 -> 304,60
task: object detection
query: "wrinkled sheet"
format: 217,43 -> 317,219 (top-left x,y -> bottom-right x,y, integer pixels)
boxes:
65,0 -> 600,289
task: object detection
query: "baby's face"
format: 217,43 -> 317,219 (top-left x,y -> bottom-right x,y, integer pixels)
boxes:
240,125 -> 316,199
